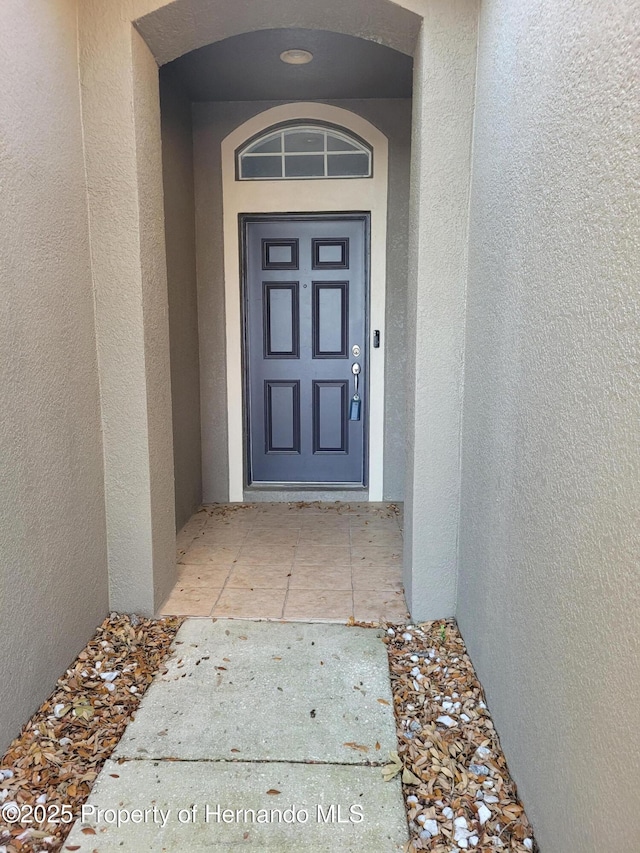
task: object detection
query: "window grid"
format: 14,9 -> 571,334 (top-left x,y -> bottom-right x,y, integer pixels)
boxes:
238,126 -> 372,181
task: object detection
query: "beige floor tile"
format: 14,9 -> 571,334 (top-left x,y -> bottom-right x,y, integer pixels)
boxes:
349,527 -> 403,547
250,513 -> 306,528
160,587 -> 220,617
227,564 -> 292,589
194,527 -> 250,545
351,565 -> 403,591
235,544 -> 296,566
246,527 -> 301,545
180,543 -> 241,565
294,545 -> 351,566
298,516 -> 351,530
213,588 -> 285,619
284,589 -> 354,621
353,589 -> 409,622
288,564 -> 352,590
177,564 -> 232,588
298,528 -> 351,547
350,544 -> 402,567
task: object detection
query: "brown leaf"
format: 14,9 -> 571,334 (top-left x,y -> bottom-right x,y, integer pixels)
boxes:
266,789 -> 281,795
344,742 -> 369,753
377,698 -> 390,705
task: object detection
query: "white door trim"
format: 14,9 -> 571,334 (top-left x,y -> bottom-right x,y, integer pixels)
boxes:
221,103 -> 389,501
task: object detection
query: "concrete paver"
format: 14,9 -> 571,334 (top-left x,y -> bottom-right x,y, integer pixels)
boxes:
65,618 -> 408,852
115,619 -> 397,764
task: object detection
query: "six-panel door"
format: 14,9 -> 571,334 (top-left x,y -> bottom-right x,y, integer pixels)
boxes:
243,216 -> 368,485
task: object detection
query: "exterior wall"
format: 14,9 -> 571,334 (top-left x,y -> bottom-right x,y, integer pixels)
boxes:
458,1 -> 640,850
403,0 -> 479,618
78,6 -> 177,614
160,67 -> 202,530
0,0 -> 108,750
192,98 -> 411,503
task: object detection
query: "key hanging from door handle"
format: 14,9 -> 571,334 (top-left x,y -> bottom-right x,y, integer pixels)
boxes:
349,363 -> 361,421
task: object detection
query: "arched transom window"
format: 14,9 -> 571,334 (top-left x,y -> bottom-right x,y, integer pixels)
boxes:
237,123 -> 373,181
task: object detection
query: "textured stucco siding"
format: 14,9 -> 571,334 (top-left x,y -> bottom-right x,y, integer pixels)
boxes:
192,98 -> 411,503
160,67 -> 202,530
458,1 -> 640,850
403,0 -> 479,619
0,0 -> 108,751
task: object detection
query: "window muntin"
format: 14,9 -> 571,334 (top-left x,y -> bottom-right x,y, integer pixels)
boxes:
237,124 -> 372,180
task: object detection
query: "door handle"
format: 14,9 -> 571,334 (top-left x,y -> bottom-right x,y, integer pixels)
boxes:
350,363 -> 361,421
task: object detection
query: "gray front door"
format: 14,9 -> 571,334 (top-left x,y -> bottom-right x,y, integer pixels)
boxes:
243,215 -> 368,486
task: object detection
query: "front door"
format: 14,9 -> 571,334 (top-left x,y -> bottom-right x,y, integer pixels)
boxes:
242,215 -> 368,486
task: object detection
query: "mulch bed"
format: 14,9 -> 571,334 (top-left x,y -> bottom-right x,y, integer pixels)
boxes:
0,614 -> 182,853
383,619 -> 537,852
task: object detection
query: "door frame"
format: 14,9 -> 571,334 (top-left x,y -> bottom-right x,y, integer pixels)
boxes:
221,103 -> 389,501
240,212 -> 371,489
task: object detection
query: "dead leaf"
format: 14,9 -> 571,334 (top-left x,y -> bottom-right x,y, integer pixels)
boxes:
343,742 -> 369,753
266,789 -> 281,795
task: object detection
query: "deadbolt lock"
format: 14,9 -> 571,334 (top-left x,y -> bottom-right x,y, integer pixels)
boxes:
351,344 -> 361,357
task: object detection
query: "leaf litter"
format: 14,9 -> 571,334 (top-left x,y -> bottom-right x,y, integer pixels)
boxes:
0,613 -> 182,853
383,619 -> 538,853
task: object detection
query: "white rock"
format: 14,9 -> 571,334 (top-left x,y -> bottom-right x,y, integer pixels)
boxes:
477,804 -> 491,825
129,685 -> 138,694
419,829 -> 432,840
417,814 -> 426,824
59,737 -> 72,746
53,704 -> 66,718
460,713 -> 471,722
478,701 -> 486,709
475,746 -> 491,760
457,841 -> 468,850
442,806 -> 454,819
406,795 -> 418,805
105,682 -> 115,692
1,770 -> 13,781
437,715 -> 457,728
100,671 -> 119,682
442,701 -> 454,711
402,633 -> 413,641
484,795 -> 499,804
454,817 -> 468,829
410,655 -> 420,663
0,790 -> 9,802
523,840 -> 533,850
469,836 -> 479,846
36,794 -> 47,804
387,628 -> 395,636
424,819 -> 439,836
410,666 -> 421,677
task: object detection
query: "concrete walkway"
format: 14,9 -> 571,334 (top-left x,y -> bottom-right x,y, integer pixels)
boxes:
65,619 -> 408,851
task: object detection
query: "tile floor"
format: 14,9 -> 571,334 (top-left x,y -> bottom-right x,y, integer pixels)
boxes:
159,502 -> 409,623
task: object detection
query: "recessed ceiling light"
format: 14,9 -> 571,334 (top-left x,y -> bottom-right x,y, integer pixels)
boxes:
280,49 -> 313,65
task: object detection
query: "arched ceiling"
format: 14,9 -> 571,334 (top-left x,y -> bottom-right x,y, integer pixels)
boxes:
163,28 -> 413,102
134,0 -> 422,65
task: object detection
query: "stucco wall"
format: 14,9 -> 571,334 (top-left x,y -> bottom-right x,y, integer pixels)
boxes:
0,0 -> 108,750
192,98 -> 411,502
403,0 -> 478,619
458,1 -> 640,850
160,67 -> 202,529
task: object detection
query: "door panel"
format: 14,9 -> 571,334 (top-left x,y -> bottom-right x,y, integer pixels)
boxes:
244,216 -> 368,485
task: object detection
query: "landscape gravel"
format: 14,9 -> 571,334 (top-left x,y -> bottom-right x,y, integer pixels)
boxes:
382,619 -> 537,853
0,614 -> 182,853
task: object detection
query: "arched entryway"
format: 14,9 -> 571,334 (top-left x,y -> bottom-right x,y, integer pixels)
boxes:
77,0 -> 479,621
